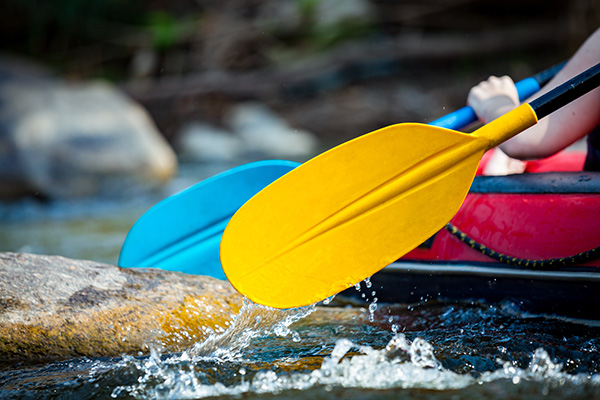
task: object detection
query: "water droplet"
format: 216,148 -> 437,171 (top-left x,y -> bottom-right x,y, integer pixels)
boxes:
368,299 -> 378,322
292,331 -> 302,342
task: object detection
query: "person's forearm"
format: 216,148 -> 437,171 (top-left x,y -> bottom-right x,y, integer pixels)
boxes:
498,125 -> 546,160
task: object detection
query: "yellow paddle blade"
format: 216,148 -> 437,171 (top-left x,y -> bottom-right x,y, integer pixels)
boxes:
221,124 -> 481,307
221,104 -> 538,309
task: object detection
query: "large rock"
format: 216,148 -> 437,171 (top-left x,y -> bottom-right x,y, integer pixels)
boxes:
175,122 -> 243,162
175,102 -> 320,162
226,102 -> 319,159
0,78 -> 177,198
0,252 -> 242,365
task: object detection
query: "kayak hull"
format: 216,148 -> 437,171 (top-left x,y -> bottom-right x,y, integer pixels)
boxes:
341,170 -> 600,320
403,171 -> 600,266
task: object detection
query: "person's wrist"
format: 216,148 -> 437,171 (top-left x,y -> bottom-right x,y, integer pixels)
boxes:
479,98 -> 518,123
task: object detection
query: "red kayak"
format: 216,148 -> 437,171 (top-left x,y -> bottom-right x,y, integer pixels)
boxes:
342,150 -> 600,321
402,149 -> 600,267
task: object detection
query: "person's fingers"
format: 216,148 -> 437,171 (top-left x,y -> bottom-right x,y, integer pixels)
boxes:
468,75 -> 519,123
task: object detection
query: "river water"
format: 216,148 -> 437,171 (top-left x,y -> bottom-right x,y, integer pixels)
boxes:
1,165 -> 600,399
2,297 -> 600,399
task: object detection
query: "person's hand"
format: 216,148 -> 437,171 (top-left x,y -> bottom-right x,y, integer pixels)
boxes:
467,76 -> 520,123
482,148 -> 527,176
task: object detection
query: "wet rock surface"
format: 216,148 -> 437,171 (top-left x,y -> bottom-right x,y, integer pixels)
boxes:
0,252 -> 243,366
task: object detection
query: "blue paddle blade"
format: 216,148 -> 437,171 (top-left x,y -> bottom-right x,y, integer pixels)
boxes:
118,160 -> 299,279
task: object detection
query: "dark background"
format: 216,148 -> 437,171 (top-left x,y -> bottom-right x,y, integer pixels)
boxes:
2,0 -> 599,148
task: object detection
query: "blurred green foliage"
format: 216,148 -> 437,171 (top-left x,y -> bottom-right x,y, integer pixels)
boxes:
302,0 -> 374,50
296,0 -> 319,18
307,19 -> 374,51
1,0 -> 203,79
146,12 -> 178,50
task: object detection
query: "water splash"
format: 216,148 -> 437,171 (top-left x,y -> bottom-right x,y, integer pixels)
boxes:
111,334 -> 469,399
481,347 -> 600,386
187,298 -> 316,361
111,298 -> 315,398
353,277 -> 379,322
321,294 -> 336,305
112,333 -> 600,399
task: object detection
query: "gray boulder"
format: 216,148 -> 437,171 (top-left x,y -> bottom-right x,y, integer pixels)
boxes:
0,79 -> 177,198
175,122 -> 243,162
0,252 -> 242,364
175,102 -> 320,163
226,102 -> 319,159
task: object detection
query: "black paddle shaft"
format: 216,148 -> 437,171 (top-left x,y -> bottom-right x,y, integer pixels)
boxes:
530,61 -> 600,120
